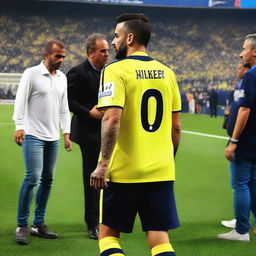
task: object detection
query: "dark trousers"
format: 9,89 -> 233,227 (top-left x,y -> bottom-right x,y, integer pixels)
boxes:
79,141 -> 100,229
210,104 -> 217,117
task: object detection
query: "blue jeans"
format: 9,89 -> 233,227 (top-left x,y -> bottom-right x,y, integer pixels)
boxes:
17,135 -> 59,227
230,156 -> 256,234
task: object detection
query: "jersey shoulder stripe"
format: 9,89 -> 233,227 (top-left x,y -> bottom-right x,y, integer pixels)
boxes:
125,55 -> 154,61
104,55 -> 154,70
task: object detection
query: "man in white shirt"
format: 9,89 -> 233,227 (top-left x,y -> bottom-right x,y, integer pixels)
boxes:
13,40 -> 72,245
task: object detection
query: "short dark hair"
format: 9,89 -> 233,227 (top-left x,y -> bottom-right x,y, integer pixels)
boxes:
116,13 -> 151,47
45,40 -> 64,54
86,33 -> 106,56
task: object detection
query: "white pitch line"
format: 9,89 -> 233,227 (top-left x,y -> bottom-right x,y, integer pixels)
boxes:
0,122 -> 230,140
182,130 -> 229,140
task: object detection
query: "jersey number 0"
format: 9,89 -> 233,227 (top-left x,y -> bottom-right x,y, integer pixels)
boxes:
141,89 -> 163,132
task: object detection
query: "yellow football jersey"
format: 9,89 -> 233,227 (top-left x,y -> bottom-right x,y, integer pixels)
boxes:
98,51 -> 181,183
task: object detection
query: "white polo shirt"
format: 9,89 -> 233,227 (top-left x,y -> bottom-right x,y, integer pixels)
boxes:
13,61 -> 70,141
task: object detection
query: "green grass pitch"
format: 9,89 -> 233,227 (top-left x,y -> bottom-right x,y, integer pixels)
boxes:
1,104 -> 256,256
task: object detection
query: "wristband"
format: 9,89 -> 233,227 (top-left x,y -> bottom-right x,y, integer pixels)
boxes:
230,138 -> 239,144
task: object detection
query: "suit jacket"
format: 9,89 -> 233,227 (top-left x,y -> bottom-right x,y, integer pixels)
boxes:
209,89 -> 218,107
67,59 -> 101,145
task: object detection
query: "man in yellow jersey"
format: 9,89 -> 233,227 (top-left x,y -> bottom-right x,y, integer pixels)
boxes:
90,13 -> 181,256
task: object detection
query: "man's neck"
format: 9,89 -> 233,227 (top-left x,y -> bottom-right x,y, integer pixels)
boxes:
43,60 -> 56,75
127,45 -> 146,56
88,59 -> 103,71
250,62 -> 256,68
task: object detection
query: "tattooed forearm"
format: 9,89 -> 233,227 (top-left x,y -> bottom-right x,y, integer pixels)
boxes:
172,112 -> 181,157
101,118 -> 120,163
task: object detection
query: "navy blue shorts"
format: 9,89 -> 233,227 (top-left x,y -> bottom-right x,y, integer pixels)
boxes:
100,181 -> 180,233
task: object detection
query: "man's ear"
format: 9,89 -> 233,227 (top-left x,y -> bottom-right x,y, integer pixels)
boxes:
127,33 -> 135,46
88,49 -> 94,58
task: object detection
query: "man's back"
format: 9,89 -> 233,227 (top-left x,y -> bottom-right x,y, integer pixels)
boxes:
98,52 -> 181,183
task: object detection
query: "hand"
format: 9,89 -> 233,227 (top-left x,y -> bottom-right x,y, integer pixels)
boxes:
14,130 -> 25,146
225,142 -> 237,161
89,105 -> 104,120
90,161 -> 108,189
63,133 -> 72,152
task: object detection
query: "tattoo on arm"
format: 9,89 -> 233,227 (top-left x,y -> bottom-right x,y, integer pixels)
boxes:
172,112 -> 181,157
101,122 -> 120,162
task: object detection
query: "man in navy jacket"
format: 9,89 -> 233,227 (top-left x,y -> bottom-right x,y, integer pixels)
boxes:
218,34 -> 256,242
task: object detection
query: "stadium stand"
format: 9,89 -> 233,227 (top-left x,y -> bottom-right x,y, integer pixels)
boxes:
1,1 -> 255,108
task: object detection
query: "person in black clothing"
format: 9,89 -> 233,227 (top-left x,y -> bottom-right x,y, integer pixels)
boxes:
209,87 -> 218,117
67,33 -> 109,239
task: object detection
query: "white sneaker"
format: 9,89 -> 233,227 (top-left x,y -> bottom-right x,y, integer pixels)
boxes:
221,219 -> 236,228
217,229 -> 250,241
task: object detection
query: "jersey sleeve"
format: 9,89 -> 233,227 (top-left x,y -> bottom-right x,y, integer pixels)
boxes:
171,71 -> 181,112
97,64 -> 125,110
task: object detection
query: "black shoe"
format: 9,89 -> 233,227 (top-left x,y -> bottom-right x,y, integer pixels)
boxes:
15,227 -> 28,245
88,227 -> 98,240
30,224 -> 58,239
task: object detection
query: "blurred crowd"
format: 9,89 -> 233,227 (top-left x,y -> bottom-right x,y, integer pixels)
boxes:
0,8 -> 252,92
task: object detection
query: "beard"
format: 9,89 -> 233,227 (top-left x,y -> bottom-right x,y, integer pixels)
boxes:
115,42 -> 128,60
52,62 -> 62,70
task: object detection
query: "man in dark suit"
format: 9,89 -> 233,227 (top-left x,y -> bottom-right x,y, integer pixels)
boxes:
67,33 -> 109,239
209,87 -> 219,117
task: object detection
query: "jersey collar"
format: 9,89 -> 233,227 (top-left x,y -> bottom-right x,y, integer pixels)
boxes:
250,65 -> 256,71
126,51 -> 153,61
